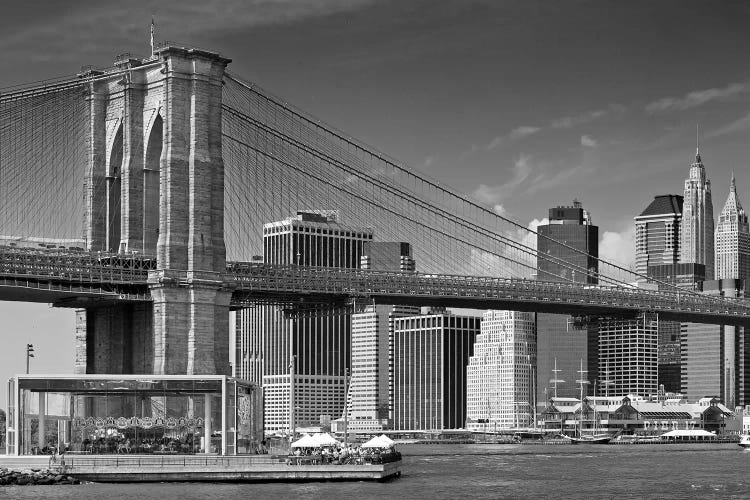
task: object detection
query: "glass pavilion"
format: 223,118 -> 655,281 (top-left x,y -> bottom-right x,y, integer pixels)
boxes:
5,375 -> 262,456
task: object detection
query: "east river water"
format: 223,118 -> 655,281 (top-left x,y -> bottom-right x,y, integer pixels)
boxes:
4,443 -> 750,499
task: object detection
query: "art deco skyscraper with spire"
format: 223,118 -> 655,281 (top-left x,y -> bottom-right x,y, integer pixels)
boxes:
680,147 -> 714,279
715,173 -> 750,280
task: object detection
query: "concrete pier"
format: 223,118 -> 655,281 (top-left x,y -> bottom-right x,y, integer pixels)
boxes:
0,455 -> 401,483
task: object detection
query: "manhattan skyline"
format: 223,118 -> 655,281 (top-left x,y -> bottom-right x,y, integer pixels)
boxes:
1,0 -> 750,402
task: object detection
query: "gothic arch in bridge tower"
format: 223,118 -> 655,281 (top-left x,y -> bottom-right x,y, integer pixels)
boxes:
107,123 -> 123,253
143,113 -> 162,255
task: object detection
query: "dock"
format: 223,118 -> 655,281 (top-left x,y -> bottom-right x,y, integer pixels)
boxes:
0,455 -> 401,483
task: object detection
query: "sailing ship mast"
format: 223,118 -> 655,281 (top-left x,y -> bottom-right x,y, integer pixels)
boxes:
550,358 -> 566,434
550,358 -> 565,399
575,359 -> 589,437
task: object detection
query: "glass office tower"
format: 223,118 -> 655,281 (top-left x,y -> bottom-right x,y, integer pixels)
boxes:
536,201 -> 598,407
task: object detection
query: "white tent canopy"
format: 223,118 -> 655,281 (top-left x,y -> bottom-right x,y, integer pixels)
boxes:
377,434 -> 395,446
311,433 -> 339,446
660,429 -> 715,438
290,434 -> 321,448
361,435 -> 396,448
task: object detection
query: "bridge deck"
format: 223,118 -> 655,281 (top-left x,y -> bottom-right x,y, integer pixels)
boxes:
229,264 -> 750,326
1,247 -> 748,325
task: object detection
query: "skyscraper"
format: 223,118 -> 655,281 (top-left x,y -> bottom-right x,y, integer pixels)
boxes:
715,173 -> 750,281
466,310 -> 536,431
536,201 -> 598,407
647,263 -> 705,392
634,195 -> 683,276
681,148 -> 714,280
681,280 -> 749,407
349,304 -> 420,432
235,211 -> 373,432
360,241 -> 416,272
633,195 -> 684,393
536,201 -> 598,284
392,309 -> 480,430
347,241 -> 419,432
597,313 -> 659,397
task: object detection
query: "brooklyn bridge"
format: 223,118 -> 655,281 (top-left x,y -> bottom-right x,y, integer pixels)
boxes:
1,43 -> 748,376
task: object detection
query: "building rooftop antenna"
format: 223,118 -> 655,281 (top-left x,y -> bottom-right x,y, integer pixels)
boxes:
696,123 -> 699,156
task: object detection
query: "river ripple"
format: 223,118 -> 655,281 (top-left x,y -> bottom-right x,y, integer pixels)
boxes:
3,443 -> 749,499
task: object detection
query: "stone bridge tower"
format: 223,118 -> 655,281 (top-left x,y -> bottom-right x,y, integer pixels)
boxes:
75,45 -> 232,376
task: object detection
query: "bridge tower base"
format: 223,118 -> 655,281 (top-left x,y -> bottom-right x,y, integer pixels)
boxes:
150,272 -> 232,375
74,304 -> 154,374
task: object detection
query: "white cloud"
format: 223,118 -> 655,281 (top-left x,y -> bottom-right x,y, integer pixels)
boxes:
509,125 -> 541,140
485,104 -> 622,152
493,204 -> 508,217
473,155 -> 533,204
517,217 -> 548,278
580,134 -> 597,148
526,164 -> 586,195
709,111 -> 750,138
598,226 -> 635,269
522,217 -> 549,251
486,125 -> 540,150
550,109 -> 607,129
474,154 -> 591,206
469,216 -> 549,279
645,81 -> 750,114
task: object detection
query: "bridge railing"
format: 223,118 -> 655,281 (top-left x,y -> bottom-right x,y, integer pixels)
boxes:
228,263 -> 750,318
2,248 -> 748,318
0,245 -> 155,284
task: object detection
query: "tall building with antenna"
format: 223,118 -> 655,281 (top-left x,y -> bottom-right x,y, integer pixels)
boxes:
715,173 -> 750,280
681,142 -> 715,279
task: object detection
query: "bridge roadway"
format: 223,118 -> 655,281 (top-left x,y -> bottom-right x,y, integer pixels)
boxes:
1,246 -> 749,326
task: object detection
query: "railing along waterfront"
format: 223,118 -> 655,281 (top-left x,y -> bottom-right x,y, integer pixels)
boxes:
61,454 -> 283,469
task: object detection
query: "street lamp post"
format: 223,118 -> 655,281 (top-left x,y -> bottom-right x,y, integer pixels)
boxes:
26,344 -> 34,374
289,354 -> 296,443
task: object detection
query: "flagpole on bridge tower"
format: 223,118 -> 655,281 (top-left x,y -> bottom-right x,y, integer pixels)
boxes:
150,17 -> 155,56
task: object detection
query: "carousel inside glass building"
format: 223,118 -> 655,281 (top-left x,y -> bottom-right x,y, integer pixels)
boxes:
5,375 -> 263,456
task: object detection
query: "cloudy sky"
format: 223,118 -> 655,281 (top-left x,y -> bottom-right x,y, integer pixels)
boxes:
1,0 -> 749,400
